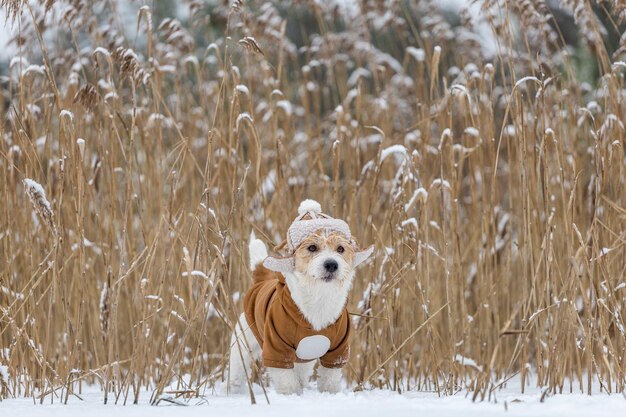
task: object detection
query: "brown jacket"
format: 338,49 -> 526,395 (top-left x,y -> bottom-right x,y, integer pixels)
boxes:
243,265 -> 351,369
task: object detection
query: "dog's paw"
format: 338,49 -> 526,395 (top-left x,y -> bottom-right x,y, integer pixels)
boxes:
317,366 -> 342,393
268,367 -> 303,395
220,379 -> 247,395
294,361 -> 315,391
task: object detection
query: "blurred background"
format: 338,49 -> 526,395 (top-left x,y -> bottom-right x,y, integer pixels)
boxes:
0,1 -> 624,78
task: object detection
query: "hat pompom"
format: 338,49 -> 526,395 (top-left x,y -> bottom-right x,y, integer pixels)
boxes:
298,199 -> 322,216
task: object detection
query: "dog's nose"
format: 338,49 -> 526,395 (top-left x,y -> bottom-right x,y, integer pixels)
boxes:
323,260 -> 338,273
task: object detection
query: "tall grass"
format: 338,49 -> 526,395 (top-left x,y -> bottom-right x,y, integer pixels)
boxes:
0,0 -> 625,404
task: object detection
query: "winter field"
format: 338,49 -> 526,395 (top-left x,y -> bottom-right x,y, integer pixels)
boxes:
2,382 -> 626,417
1,0 -> 626,415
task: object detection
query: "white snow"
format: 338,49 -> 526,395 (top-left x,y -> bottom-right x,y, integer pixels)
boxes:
590,247 -> 614,261
76,138 -> 86,158
99,282 -> 109,317
93,47 -> 112,57
236,112 -> 254,130
276,100 -> 293,116
514,76 -> 541,89
235,84 -> 249,95
347,68 -> 371,87
1,285 -> 25,300
9,56 -> 28,69
60,109 -> 75,122
147,113 -> 175,129
24,65 -> 46,76
183,55 -> 199,66
170,310 -> 186,323
379,144 -> 408,163
23,179 -> 52,211
181,270 -> 209,280
503,125 -> 516,137
406,46 -> 425,62
431,178 -> 451,189
404,188 -> 428,211
0,364 -> 8,382
400,218 -> 418,228
2,380 -> 625,417
454,354 -> 483,371
464,127 -> 479,137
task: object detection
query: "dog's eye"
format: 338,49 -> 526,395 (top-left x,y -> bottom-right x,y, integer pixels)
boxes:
337,246 -> 344,254
307,245 -> 318,252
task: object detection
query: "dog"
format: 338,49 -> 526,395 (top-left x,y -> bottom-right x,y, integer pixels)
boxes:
227,200 -> 373,395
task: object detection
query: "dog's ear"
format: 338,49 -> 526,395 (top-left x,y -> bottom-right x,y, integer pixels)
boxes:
263,255 -> 295,274
351,238 -> 374,267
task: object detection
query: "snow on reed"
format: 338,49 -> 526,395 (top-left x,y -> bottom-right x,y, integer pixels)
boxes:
379,144 -> 408,163
23,178 -> 56,236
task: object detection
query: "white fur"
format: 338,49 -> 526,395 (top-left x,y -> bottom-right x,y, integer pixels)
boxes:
228,312 -> 316,395
268,361 -> 315,394
285,248 -> 354,331
317,366 -> 342,393
226,313 -> 262,394
294,361 -> 315,388
249,234 -> 268,270
268,367 -> 302,395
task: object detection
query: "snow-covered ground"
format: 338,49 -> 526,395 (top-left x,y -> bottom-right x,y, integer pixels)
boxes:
2,381 -> 625,417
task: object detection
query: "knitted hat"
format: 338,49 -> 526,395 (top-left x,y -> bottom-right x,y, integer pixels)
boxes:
263,199 -> 374,274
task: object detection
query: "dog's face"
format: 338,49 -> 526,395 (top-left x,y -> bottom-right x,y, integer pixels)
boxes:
293,230 -> 355,283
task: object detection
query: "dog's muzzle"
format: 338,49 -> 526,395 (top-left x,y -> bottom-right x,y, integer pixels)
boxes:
323,260 -> 338,273
320,259 -> 339,281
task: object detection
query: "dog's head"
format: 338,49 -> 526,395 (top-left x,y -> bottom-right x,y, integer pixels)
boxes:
293,229 -> 356,284
261,200 -> 374,329
262,200 -> 374,276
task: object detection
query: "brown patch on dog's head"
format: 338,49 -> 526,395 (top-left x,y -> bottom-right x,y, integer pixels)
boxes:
293,230 -> 354,275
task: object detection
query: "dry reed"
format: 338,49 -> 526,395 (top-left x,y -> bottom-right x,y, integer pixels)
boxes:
0,0 -> 625,405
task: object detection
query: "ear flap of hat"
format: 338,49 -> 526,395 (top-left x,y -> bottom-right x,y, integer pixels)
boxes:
263,255 -> 295,274
273,239 -> 288,252
353,245 -> 374,267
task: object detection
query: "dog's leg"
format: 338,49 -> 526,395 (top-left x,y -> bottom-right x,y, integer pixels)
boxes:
267,367 -> 302,395
293,361 -> 315,390
226,313 -> 261,394
317,366 -> 342,393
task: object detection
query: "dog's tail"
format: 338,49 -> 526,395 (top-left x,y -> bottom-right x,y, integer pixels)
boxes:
249,231 -> 268,271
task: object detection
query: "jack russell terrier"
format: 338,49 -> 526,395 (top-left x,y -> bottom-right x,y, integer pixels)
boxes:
227,199 -> 373,395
